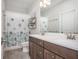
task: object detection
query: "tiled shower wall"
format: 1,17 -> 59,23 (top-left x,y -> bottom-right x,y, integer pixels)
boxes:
4,11 -> 30,47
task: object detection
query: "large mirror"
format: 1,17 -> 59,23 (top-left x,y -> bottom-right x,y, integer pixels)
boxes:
40,0 -> 78,33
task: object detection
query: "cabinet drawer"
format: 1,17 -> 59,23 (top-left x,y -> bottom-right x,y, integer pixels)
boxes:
44,49 -> 64,59
55,55 -> 63,59
44,49 -> 55,59
44,41 -> 78,59
44,41 -> 62,55
29,36 -> 43,47
35,39 -> 43,47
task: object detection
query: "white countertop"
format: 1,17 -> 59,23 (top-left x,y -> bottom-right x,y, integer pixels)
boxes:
30,33 -> 78,51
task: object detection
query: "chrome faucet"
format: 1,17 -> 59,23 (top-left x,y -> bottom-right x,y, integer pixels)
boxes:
66,33 -> 77,40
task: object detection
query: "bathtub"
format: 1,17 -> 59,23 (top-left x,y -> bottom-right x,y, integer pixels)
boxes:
4,42 -> 29,52
1,44 -> 4,59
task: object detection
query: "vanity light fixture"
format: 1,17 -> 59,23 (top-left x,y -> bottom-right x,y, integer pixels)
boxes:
40,0 -> 51,8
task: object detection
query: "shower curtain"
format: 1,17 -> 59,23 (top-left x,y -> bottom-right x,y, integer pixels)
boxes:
3,11 -> 30,47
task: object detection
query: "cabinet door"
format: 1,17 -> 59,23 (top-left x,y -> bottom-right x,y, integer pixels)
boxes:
55,55 -> 64,59
29,41 -> 32,56
44,49 -> 64,59
29,41 -> 36,59
36,45 -> 43,59
44,49 -> 55,59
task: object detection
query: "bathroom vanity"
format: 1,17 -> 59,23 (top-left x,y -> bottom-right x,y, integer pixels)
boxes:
29,34 -> 78,59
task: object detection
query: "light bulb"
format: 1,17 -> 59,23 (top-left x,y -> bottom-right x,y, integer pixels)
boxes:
43,4 -> 46,8
47,1 -> 50,5
40,2 -> 43,7
40,0 -> 51,8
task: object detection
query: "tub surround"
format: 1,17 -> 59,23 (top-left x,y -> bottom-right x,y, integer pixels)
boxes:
4,42 -> 30,59
4,45 -> 22,51
4,48 -> 30,59
4,42 -> 29,52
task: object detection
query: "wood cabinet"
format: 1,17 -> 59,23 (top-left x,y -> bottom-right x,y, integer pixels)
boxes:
55,55 -> 64,59
44,49 -> 63,59
29,37 -> 44,59
44,49 -> 55,59
36,45 -> 43,59
44,41 -> 78,59
29,41 -> 37,59
29,36 -> 78,59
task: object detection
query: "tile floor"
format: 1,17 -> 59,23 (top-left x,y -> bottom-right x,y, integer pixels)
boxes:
4,48 -> 30,59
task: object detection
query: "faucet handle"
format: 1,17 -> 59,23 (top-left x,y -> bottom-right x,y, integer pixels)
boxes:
72,34 -> 78,40
73,35 -> 76,40
66,32 -> 72,39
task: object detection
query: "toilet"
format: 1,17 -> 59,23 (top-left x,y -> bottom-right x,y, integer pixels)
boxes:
21,42 -> 29,53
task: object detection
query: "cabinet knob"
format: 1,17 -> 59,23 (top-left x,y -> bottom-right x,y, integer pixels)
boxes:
51,56 -> 54,58
39,52 -> 42,54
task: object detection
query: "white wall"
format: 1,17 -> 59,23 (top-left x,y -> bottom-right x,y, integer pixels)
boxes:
60,9 -> 76,33
40,17 -> 48,33
47,0 -> 78,33
2,0 -> 6,37
29,0 -> 40,34
48,17 -> 59,32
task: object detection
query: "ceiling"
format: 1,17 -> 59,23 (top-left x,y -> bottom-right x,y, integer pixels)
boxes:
5,0 -> 65,15
40,0 -> 65,16
5,0 -> 36,14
